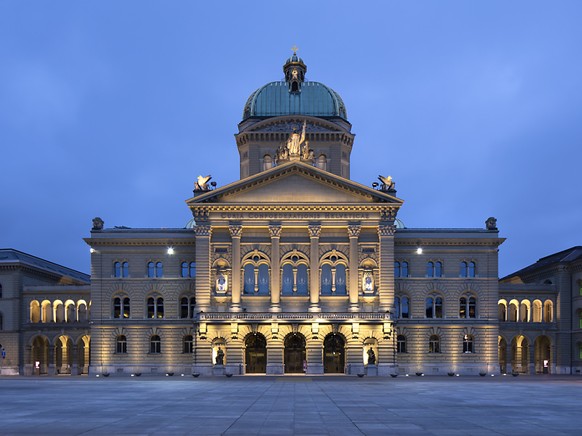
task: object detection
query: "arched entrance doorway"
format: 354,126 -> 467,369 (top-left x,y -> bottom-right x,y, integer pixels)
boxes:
323,333 -> 345,374
31,336 -> 49,375
55,336 -> 73,374
78,335 -> 90,375
534,335 -> 551,374
284,333 -> 306,373
498,336 -> 507,374
245,333 -> 267,374
511,335 -> 529,374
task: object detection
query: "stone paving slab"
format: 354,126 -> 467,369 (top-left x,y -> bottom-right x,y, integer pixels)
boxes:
0,375 -> 581,435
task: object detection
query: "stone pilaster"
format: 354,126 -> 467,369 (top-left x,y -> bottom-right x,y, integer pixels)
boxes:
347,224 -> 361,312
308,224 -> 321,312
269,225 -> 282,312
229,225 -> 242,312
378,224 -> 396,311
195,225 -> 212,312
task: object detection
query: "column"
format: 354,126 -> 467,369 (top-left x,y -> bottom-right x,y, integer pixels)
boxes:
229,225 -> 242,312
308,224 -> 321,312
347,224 -> 361,312
378,221 -> 396,312
269,224 -> 282,312
195,225 -> 212,312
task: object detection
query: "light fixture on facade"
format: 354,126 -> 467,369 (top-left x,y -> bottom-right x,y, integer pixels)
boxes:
167,247 -> 175,255
90,248 -> 96,254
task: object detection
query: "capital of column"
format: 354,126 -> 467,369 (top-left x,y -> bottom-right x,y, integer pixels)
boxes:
347,224 -> 361,238
229,225 -> 242,238
194,225 -> 212,237
269,225 -> 282,238
308,225 -> 321,238
378,224 -> 396,237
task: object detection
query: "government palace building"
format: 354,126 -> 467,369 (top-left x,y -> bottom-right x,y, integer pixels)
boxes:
1,53 -> 581,377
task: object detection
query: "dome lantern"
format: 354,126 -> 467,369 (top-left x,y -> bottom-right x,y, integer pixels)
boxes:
283,46 -> 307,93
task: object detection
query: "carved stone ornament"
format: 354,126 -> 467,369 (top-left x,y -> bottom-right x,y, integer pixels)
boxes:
347,225 -> 361,238
308,225 -> 321,238
193,209 -> 209,223
269,225 -> 282,238
378,175 -> 395,192
194,225 -> 212,237
381,208 -> 397,222
229,225 -> 242,238
378,225 -> 396,237
485,217 -> 498,231
92,217 -> 104,231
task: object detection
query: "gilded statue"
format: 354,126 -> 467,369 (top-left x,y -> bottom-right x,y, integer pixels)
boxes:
286,121 -> 307,156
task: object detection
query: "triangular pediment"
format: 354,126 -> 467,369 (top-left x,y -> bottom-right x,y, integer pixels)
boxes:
187,161 -> 403,206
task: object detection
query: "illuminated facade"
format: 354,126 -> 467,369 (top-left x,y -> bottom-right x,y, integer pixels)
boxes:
12,53 -> 570,376
498,247 -> 582,375
84,53 -> 504,376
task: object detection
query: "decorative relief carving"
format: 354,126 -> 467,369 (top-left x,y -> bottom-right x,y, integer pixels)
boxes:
268,225 -> 282,238
347,225 -> 361,238
378,225 -> 396,237
380,208 -> 398,222
192,209 -> 209,223
308,225 -> 321,238
229,225 -> 242,238
195,225 -> 212,237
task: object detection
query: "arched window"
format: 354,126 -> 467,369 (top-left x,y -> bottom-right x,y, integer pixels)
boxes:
532,300 -> 543,322
150,335 -> 161,354
263,154 -> 273,171
460,295 -> 477,318
317,154 -> 327,171
113,297 -> 130,319
520,301 -> 530,322
463,334 -> 474,353
320,251 -> 348,295
116,335 -> 127,354
65,300 -> 76,322
183,335 -> 194,354
468,261 -> 476,277
397,335 -> 407,353
147,297 -> 164,319
425,295 -> 443,318
394,262 -> 401,278
426,261 -> 444,278
114,261 -> 129,278
147,261 -> 163,278
508,300 -> 519,322
281,251 -> 309,296
30,300 -> 41,323
543,300 -> 553,322
401,261 -> 409,277
498,300 -> 507,321
181,261 -> 196,278
180,297 -> 196,319
401,296 -> 410,318
242,251 -> 270,295
429,335 -> 441,353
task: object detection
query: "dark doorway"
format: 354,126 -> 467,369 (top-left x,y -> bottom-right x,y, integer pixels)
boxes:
324,334 -> 345,373
245,333 -> 267,374
284,333 -> 306,373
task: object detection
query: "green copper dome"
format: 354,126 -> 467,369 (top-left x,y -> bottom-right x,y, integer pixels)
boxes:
242,55 -> 347,121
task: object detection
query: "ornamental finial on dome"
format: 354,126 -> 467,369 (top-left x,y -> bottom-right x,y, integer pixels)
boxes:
284,46 -> 307,93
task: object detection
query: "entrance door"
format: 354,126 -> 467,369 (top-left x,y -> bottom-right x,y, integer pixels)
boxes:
245,334 -> 267,373
324,334 -> 345,373
284,333 -> 306,373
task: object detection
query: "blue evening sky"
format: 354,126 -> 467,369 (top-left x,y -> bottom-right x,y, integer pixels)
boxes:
1,1 -> 581,277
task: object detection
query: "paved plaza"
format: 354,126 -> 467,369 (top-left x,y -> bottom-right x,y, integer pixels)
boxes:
0,375 -> 581,435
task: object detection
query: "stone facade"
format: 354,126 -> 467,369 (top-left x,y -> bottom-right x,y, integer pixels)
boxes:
498,247 -> 582,375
